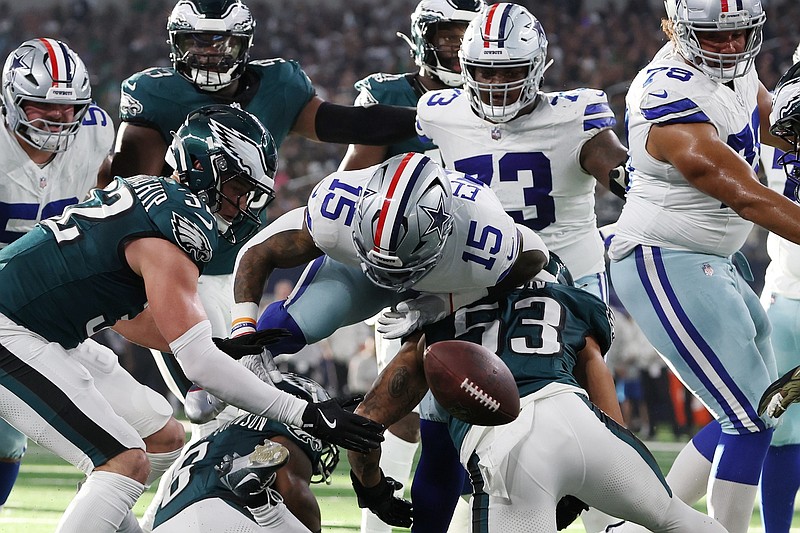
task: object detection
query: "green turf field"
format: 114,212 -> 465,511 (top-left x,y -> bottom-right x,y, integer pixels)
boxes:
1,439 -> 798,532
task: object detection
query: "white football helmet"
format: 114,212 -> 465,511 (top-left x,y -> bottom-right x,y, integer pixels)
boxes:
769,62 -> 800,181
167,0 -> 255,91
665,0 -> 765,82
2,38 -> 91,152
352,153 -> 454,291
400,0 -> 485,87
459,3 -> 548,123
793,42 -> 800,65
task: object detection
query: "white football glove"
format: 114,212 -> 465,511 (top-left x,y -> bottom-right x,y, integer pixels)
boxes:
377,290 -> 488,340
240,349 -> 283,385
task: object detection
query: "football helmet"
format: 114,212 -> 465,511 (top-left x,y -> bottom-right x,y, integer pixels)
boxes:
770,62 -> 800,183
277,373 -> 340,484
167,0 -> 255,91
167,104 -> 277,243
460,3 -> 548,123
399,0 -> 485,87
533,252 -> 575,286
2,38 -> 91,152
352,153 -> 453,291
665,0 -> 765,82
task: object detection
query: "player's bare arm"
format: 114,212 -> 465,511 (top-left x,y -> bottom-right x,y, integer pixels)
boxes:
350,332 -> 427,487
579,128 -> 629,190
111,122 -> 169,178
491,227 -> 548,294
649,121 -> 800,245
113,307 -> 170,353
233,222 -> 322,304
338,143 -> 390,171
574,335 -> 625,425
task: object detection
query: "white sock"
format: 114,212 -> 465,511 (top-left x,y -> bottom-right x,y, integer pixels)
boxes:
145,449 -> 183,487
138,457 -> 182,532
663,441 -> 712,505
446,495 -> 471,533
361,430 -> 419,533
581,507 -> 625,533
57,470 -> 144,533
707,478 -> 757,533
249,501 -> 309,532
116,509 -> 143,533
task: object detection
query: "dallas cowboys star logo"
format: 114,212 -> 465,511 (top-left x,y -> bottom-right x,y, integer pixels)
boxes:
419,194 -> 452,241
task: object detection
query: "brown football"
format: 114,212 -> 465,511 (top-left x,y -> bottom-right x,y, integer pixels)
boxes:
423,340 -> 519,426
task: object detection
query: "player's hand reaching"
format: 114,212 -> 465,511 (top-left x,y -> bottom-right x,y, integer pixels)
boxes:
213,328 -> 291,360
302,396 -> 384,453
350,470 -> 413,528
377,294 -> 450,340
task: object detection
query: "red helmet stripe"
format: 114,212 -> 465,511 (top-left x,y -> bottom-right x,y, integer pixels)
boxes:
37,38 -> 69,87
483,3 -> 501,48
720,0 -> 729,12
373,152 -> 415,251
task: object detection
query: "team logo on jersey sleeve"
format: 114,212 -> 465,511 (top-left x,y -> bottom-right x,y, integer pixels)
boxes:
171,212 -> 213,263
119,92 -> 143,116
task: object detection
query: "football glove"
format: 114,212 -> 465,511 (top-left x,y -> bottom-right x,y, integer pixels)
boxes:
301,396 -> 384,453
350,470 -> 413,528
555,495 -> 589,530
377,290 -> 486,340
213,328 -> 291,360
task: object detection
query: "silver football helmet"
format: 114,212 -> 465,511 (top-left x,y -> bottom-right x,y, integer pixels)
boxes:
167,0 -> 255,91
459,3 -> 548,123
769,62 -> 800,182
665,0 -> 765,82
399,0 -> 485,87
2,38 -> 91,152
352,153 -> 454,291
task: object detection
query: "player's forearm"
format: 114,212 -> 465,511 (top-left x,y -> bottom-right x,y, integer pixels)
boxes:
576,340 -> 625,425
348,447 -> 383,487
112,309 -> 170,352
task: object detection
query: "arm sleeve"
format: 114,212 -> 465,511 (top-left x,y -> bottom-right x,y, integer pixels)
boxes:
314,101 -> 417,145
170,321 -> 307,425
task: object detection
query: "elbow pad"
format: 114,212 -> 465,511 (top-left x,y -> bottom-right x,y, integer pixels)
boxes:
314,101 -> 417,145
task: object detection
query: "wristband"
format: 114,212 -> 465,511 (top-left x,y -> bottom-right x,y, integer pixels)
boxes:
231,302 -> 259,337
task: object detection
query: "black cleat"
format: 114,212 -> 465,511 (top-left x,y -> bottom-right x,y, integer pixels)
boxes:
758,365 -> 800,418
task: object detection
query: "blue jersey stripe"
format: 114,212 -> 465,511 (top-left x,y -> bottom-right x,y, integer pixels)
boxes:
584,102 -> 612,116
658,111 -> 712,125
583,117 -> 616,131
642,98 -> 702,121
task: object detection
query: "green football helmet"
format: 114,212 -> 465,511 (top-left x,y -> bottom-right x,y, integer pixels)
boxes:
167,104 -> 277,243
167,0 -> 255,91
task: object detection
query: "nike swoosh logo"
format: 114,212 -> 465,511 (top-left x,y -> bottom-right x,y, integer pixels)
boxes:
126,80 -> 137,91
319,411 -> 337,429
194,213 -> 214,230
649,90 -> 668,99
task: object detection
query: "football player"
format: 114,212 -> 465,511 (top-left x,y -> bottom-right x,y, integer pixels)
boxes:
152,373 -> 339,533
606,1 -> 800,532
0,105 -> 382,532
0,38 -> 184,514
348,280 -> 728,533
336,2 -> 485,530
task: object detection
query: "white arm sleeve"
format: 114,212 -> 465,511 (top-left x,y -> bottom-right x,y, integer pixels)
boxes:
170,321 -> 306,426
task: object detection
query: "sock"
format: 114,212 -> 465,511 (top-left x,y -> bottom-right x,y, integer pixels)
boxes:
139,457 -> 182,532
663,420 -> 720,504
361,430 -> 419,533
250,500 -> 310,533
145,449 -> 183,487
446,496 -> 471,533
0,460 -> 21,506
410,420 -> 467,533
116,509 -> 143,532
708,430 -> 772,533
57,470 -> 144,533
760,444 -> 800,533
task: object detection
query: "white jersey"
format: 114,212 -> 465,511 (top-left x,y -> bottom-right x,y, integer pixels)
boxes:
761,145 -> 800,298
415,87 -> 612,279
305,166 -> 519,293
0,104 -> 114,247
609,49 -> 760,260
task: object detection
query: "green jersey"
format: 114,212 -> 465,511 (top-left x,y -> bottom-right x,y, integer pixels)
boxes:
119,60 -> 315,274
423,282 -> 614,449
153,413 -> 325,528
0,176 -> 218,349
353,72 -> 435,157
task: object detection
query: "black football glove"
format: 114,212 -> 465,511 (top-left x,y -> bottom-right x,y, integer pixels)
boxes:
213,329 -> 291,360
301,396 -> 384,453
350,470 -> 413,528
555,495 -> 589,530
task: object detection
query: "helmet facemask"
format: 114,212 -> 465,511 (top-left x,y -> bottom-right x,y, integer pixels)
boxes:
770,62 -> 800,191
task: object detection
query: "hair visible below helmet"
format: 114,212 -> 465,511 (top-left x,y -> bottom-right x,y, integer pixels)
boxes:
770,62 -> 800,184
167,104 -> 277,243
2,38 -> 91,152
277,373 -> 340,484
167,0 -> 254,91
353,153 -> 454,291
665,0 -> 765,82
459,3 -> 548,123
402,0 -> 485,87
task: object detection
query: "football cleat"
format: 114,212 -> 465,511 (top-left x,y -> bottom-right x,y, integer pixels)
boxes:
758,365 -> 800,418
216,440 -> 290,500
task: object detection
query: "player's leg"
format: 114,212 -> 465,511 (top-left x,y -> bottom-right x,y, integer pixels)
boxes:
611,248 -> 776,533
0,419 -> 25,511
0,320 -> 148,532
270,435 -> 321,532
152,496 -> 306,533
760,294 -> 800,533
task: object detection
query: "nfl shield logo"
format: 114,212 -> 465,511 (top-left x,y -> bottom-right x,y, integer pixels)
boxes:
491,126 -> 502,140
39,176 -> 47,189
702,263 -> 714,276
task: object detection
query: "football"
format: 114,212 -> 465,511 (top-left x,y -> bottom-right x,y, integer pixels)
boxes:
423,340 -> 519,426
